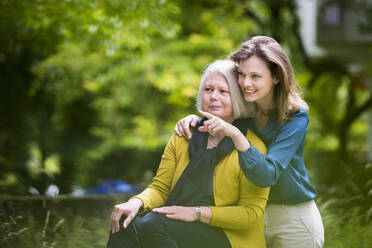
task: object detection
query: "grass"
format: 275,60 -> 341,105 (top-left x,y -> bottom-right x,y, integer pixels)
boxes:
1,196 -> 372,248
1,195 -> 125,248
321,201 -> 372,248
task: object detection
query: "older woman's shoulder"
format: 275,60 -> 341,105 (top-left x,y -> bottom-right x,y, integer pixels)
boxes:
171,128 -> 195,146
246,129 -> 267,155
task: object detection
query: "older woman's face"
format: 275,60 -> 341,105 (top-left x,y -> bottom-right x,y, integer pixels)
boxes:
201,71 -> 234,123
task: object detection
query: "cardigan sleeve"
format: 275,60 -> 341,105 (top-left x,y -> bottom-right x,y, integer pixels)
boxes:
209,176 -> 269,229
209,129 -> 269,230
132,134 -> 178,213
238,110 -> 309,187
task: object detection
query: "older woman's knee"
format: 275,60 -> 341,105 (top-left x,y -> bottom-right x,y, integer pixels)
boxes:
138,213 -> 166,236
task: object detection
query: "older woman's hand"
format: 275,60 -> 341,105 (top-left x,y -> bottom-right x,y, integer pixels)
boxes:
198,110 -> 238,137
152,206 -> 196,222
152,206 -> 212,224
110,198 -> 143,233
174,114 -> 200,139
198,109 -> 250,151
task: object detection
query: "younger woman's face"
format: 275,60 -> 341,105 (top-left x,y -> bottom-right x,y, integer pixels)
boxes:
201,71 -> 234,123
237,55 -> 278,110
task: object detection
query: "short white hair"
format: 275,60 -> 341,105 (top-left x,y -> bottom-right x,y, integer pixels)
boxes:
196,59 -> 253,119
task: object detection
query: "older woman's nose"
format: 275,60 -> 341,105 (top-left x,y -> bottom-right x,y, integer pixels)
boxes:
211,90 -> 218,99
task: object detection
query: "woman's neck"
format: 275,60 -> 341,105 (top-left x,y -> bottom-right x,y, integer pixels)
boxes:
222,116 -> 235,124
255,105 -> 273,131
256,91 -> 275,114
256,101 -> 273,114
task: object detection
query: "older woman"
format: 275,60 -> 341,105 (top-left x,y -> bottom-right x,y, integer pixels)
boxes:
107,60 -> 269,248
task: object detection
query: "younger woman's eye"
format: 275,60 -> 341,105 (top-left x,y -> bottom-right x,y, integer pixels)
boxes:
252,74 -> 261,79
238,71 -> 245,77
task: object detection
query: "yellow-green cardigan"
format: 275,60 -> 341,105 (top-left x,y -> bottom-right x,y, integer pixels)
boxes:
133,129 -> 270,248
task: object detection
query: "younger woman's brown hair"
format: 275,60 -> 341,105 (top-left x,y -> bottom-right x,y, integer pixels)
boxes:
229,36 -> 308,123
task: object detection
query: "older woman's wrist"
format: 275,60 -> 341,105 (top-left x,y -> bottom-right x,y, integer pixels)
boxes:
129,197 -> 144,212
199,206 -> 212,224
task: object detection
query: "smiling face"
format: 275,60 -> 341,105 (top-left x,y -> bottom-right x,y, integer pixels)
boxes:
201,71 -> 234,123
237,55 -> 278,111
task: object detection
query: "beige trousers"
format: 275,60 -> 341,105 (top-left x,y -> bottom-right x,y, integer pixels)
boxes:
264,200 -> 324,248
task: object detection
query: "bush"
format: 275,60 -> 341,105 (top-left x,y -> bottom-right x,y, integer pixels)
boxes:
1,195 -> 127,248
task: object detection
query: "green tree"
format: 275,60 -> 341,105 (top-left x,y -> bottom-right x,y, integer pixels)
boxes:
1,0 -> 371,202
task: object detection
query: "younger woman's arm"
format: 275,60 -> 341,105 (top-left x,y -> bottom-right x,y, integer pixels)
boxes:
238,110 -> 309,187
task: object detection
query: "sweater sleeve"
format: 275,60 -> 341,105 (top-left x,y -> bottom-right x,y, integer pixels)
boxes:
209,176 -> 269,229
209,129 -> 269,230
238,110 -> 309,187
132,134 -> 178,213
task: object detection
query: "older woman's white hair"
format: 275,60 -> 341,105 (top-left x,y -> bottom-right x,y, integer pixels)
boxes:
196,59 -> 253,119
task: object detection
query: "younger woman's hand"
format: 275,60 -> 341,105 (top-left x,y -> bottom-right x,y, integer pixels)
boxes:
174,114 -> 200,139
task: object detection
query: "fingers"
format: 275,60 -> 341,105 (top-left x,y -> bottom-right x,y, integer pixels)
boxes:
110,209 -> 121,233
152,207 -> 173,214
175,119 -> 190,138
190,118 -> 198,127
110,212 -> 115,233
198,125 -> 208,133
198,109 -> 215,119
110,205 -> 126,233
153,207 -> 182,221
123,213 -> 135,229
198,119 -> 219,136
154,206 -> 194,222
175,122 -> 182,136
164,213 -> 180,220
175,116 -> 198,139
180,122 -> 192,140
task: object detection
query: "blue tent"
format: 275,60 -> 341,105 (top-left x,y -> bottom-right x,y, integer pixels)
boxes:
85,180 -> 142,195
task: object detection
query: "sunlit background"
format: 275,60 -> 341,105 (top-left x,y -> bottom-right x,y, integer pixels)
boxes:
1,0 -> 371,247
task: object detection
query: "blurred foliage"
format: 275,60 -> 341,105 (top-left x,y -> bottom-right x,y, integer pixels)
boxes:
1,196 -> 123,248
0,0 -> 372,246
0,0 -> 371,222
1,196 -> 371,248
0,0 -> 262,193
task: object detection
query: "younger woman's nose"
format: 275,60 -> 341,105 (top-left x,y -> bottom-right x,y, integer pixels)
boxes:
242,77 -> 252,87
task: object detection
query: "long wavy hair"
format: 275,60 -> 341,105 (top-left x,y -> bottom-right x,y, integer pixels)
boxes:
229,36 -> 308,123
